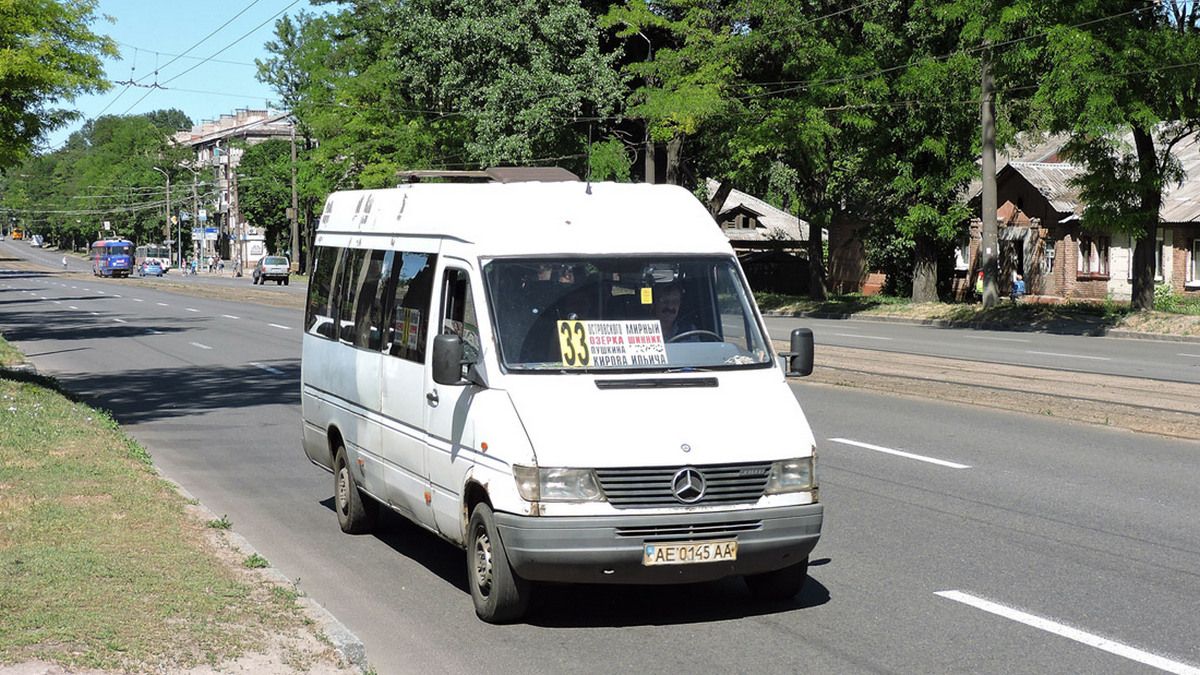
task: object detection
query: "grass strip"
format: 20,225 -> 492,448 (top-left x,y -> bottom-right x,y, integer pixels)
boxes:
0,338 -> 314,672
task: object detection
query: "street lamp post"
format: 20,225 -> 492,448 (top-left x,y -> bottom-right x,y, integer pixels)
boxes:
151,167 -> 173,267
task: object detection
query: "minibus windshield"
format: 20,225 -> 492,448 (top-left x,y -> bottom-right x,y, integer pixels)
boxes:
484,257 -> 772,372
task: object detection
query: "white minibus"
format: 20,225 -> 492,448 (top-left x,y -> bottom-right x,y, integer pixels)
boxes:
301,177 -> 822,622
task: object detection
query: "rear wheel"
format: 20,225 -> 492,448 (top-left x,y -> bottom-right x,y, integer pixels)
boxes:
467,503 -> 530,623
743,558 -> 809,602
333,446 -> 376,534
283,277 -> 289,286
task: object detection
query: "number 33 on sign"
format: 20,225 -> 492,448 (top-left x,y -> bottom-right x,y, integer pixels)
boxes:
557,320 -> 591,367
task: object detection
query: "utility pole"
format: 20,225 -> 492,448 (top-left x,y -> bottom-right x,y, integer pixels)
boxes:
290,120 -> 299,270
190,171 -> 199,270
152,166 -> 171,257
980,44 -> 1000,308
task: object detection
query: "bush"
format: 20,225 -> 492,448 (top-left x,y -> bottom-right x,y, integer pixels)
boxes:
1153,284 -> 1200,315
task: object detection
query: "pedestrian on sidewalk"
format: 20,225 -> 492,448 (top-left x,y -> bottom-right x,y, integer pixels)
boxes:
62,255 -> 68,270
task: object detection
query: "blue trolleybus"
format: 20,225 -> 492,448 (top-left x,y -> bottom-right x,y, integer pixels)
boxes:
91,239 -> 134,277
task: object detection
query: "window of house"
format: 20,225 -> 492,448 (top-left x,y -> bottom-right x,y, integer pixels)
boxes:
1155,231 -> 1165,280
1189,238 -> 1199,286
1077,236 -> 1109,278
1041,244 -> 1055,275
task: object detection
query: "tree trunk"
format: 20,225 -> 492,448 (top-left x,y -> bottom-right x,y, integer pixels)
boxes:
1130,125 -> 1161,311
912,235 -> 938,303
665,135 -> 683,186
707,181 -> 733,219
807,219 -> 827,301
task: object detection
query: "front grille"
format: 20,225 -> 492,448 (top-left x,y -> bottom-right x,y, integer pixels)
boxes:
615,519 -> 762,539
595,462 -> 771,508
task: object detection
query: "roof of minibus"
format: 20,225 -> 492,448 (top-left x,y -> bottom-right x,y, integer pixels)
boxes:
315,181 -> 733,256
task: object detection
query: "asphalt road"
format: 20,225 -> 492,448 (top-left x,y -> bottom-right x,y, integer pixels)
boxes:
3,249 -> 1199,674
763,315 -> 1200,385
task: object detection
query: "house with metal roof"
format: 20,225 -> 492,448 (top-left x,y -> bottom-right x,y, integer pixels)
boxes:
963,132 -> 1200,302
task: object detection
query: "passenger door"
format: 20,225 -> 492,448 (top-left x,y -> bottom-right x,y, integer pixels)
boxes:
424,263 -> 481,538
378,250 -> 439,528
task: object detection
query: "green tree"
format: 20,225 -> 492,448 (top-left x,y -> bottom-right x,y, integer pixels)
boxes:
237,140 -> 293,256
0,0 -> 116,170
1032,0 -> 1200,310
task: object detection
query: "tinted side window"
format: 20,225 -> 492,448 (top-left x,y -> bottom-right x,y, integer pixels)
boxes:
352,250 -> 387,350
440,268 -> 480,364
384,252 -> 436,363
305,246 -> 339,338
337,248 -> 366,344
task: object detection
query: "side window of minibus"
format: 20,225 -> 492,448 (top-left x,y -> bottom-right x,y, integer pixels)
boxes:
440,268 -> 480,363
383,252 -> 436,363
305,246 -> 339,339
352,250 -> 386,350
336,248 -> 367,344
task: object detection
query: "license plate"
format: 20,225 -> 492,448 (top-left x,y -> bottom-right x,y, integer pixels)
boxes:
642,540 -> 738,566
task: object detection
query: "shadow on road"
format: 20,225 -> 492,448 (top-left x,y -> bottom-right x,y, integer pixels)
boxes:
320,496 -> 831,627
50,359 -> 301,424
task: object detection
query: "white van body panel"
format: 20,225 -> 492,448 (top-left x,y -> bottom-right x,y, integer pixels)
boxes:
302,180 -> 823,602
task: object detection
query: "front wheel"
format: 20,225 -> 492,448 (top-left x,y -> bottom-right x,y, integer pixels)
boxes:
333,446 -> 376,534
283,277 -> 289,286
467,503 -> 531,623
743,558 -> 808,602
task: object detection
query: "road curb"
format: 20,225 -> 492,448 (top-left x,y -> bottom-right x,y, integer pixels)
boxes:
163,479 -> 369,673
763,310 -> 1200,343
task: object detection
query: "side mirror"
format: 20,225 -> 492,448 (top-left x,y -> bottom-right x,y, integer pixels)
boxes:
432,334 -> 467,385
781,327 -> 813,377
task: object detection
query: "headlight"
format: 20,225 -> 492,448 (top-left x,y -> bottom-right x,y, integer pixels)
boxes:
764,455 -> 816,494
513,466 -> 605,502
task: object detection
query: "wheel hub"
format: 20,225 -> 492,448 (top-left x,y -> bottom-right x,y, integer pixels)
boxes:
473,530 -> 494,596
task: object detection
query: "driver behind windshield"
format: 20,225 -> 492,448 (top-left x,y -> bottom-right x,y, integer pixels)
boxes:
653,282 -> 697,341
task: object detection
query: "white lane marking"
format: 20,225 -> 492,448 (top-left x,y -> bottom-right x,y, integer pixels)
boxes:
112,294 -> 121,298
189,342 -> 213,350
834,333 -> 893,341
185,308 -> 199,313
82,287 -> 89,291
145,329 -> 163,335
1026,350 -> 1111,361
1179,353 -> 1200,358
828,438 -> 971,469
71,286 -> 77,289
250,362 -> 284,375
963,335 -> 1031,343
156,302 -> 169,306
68,305 -> 78,310
96,290 -> 105,294
935,591 -> 1200,675
89,312 -> 100,316
112,318 -> 126,323
133,298 -> 143,302
52,301 -> 61,304
222,314 -> 240,320
268,323 -> 291,330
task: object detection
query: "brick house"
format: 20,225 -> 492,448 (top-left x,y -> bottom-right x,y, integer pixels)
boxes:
962,133 -> 1200,302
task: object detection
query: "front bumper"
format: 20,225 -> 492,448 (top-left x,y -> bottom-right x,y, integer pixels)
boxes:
494,503 -> 822,584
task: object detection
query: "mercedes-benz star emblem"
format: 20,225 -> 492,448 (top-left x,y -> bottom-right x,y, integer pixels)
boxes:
671,468 -> 706,504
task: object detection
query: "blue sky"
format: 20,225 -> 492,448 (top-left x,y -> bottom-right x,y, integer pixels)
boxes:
46,0 -> 324,149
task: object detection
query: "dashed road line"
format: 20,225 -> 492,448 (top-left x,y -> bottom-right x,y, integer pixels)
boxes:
132,298 -> 143,302
68,305 -> 78,310
1180,353 -> 1200,359
828,438 -> 971,469
89,311 -> 100,316
1026,350 -> 1111,361
935,591 -> 1200,675
156,302 -> 169,306
189,342 -> 213,350
145,329 -> 163,335
113,318 -> 126,323
834,333 -> 893,341
185,308 -> 199,312
964,335 -> 1031,343
268,323 -> 291,330
250,362 -> 284,375
222,314 -> 240,320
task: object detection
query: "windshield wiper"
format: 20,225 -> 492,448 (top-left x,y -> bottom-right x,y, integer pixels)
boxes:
595,377 -> 718,390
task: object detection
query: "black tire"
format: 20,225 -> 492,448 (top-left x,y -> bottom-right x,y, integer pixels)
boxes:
333,446 -> 376,534
744,558 -> 809,602
276,279 -> 282,285
283,277 -> 289,286
467,503 -> 531,623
